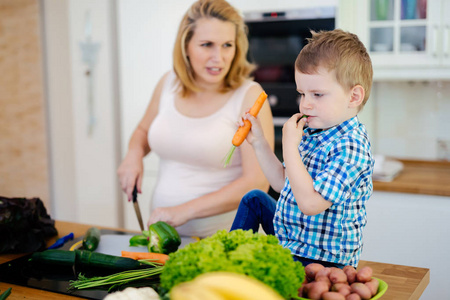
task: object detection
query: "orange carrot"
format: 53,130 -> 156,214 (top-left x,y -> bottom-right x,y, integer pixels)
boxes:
223,91 -> 268,167
121,251 -> 169,265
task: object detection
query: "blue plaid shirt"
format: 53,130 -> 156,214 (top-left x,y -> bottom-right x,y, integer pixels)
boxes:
273,116 -> 374,267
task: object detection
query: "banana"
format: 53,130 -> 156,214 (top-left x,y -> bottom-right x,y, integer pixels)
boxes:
187,272 -> 284,300
170,281 -> 226,300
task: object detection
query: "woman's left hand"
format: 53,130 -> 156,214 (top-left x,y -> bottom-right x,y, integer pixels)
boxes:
147,206 -> 189,228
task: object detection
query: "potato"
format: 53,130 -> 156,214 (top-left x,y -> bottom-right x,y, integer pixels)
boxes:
315,275 -> 332,289
329,268 -> 348,284
365,278 -> 379,296
350,282 -> 372,300
356,266 -> 373,283
343,265 -> 357,284
307,281 -> 330,300
322,291 -> 346,300
316,267 -> 332,279
300,282 -> 311,298
345,293 -> 362,300
305,263 -> 325,281
333,284 -> 351,297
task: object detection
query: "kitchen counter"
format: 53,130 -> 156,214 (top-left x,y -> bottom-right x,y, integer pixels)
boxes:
373,159 -> 450,196
0,221 -> 430,300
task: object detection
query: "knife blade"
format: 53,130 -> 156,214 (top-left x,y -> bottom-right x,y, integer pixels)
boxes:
132,185 -> 145,231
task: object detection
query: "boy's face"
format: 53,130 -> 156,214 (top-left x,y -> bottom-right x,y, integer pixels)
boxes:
295,66 -> 356,130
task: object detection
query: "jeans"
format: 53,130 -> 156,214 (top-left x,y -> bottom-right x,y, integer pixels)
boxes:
230,189 -> 346,269
230,189 -> 276,235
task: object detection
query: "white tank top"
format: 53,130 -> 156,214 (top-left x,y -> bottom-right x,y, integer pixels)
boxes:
148,72 -> 257,237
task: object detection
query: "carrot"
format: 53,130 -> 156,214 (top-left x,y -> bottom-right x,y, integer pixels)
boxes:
121,251 -> 169,265
222,91 -> 268,167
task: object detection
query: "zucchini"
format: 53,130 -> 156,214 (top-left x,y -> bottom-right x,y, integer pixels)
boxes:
30,249 -> 141,271
82,227 -> 101,251
75,250 -> 141,271
30,249 -> 76,267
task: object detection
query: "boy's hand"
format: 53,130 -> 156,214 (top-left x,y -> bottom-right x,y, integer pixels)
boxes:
240,112 -> 265,145
283,113 -> 307,148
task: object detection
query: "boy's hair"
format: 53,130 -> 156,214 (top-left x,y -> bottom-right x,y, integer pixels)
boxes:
295,29 -> 373,110
173,0 -> 255,97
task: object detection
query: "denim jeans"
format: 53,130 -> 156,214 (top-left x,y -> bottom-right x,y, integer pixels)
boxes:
230,189 -> 346,269
230,189 -> 276,235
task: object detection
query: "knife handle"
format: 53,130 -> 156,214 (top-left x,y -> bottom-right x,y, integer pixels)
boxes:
132,185 -> 138,203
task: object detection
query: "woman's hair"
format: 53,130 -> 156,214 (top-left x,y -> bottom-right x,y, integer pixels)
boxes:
173,0 -> 255,96
295,29 -> 373,110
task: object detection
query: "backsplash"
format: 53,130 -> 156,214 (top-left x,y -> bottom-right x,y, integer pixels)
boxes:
363,81 -> 450,161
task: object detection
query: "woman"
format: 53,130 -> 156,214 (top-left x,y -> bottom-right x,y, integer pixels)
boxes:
117,0 -> 274,237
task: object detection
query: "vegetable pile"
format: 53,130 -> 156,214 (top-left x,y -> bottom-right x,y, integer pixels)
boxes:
301,264 -> 381,300
160,229 -> 305,299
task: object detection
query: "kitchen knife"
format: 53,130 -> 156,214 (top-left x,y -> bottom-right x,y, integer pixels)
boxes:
132,185 -> 145,231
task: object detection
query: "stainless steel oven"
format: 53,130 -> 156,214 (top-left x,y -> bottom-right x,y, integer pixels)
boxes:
244,7 -> 336,197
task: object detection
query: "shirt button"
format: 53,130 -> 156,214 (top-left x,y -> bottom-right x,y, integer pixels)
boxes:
276,211 -> 281,217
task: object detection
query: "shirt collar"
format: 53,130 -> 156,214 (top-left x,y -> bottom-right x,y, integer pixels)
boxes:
303,116 -> 360,143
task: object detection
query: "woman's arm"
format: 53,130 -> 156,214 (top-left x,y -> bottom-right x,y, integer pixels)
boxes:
148,84 -> 275,227
117,72 -> 169,201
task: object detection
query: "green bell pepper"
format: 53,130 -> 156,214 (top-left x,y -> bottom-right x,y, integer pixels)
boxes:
147,221 -> 181,254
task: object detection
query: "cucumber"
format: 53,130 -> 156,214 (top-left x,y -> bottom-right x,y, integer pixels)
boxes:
30,249 -> 76,266
82,227 -> 101,251
75,250 -> 141,271
30,249 -> 141,271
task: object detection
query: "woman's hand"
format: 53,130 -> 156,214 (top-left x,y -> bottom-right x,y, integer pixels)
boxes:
147,206 -> 189,228
117,150 -> 144,202
282,113 -> 307,149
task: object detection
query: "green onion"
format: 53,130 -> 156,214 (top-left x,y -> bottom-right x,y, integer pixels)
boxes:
69,260 -> 164,291
222,145 -> 236,167
0,288 -> 12,300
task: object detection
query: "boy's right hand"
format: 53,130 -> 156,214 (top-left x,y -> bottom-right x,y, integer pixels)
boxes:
283,113 -> 307,148
241,112 -> 265,145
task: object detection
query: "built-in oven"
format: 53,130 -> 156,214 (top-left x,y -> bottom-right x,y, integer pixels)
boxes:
244,7 -> 336,198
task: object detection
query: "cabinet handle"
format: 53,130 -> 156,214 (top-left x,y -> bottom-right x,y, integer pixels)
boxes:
432,25 -> 439,57
444,25 -> 450,57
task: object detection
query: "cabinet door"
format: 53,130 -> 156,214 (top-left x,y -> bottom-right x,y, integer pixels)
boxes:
442,0 -> 450,66
367,0 -> 438,68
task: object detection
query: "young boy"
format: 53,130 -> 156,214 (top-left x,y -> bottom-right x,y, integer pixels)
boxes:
230,29 -> 374,268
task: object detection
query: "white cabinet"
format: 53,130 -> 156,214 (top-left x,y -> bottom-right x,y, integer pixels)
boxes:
362,191 -> 450,299
338,0 -> 450,80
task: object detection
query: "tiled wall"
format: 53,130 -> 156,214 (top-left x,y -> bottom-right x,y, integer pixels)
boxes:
0,1 -> 50,208
369,81 -> 450,161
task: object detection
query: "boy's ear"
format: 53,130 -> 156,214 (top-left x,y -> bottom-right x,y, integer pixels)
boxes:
349,85 -> 365,108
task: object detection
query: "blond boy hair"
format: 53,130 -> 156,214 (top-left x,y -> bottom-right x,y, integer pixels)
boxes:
295,29 -> 373,110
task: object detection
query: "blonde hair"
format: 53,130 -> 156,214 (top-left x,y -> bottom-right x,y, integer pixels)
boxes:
295,29 -> 373,110
173,0 -> 255,97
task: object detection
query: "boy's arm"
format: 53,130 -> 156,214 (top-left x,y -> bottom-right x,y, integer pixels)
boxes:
245,114 -> 286,192
282,114 -> 332,215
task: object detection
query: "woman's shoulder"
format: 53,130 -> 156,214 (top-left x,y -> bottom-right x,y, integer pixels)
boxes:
238,80 -> 264,110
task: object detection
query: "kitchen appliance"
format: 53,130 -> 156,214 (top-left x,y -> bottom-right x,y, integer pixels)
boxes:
244,7 -> 335,198
245,7 -> 336,128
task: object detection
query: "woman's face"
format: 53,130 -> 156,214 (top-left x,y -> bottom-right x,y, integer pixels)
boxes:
186,18 -> 236,90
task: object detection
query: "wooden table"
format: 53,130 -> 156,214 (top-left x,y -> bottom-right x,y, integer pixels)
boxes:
0,221 -> 430,299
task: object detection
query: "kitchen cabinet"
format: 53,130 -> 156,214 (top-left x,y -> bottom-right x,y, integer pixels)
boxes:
338,0 -> 450,80
362,191 -> 450,299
